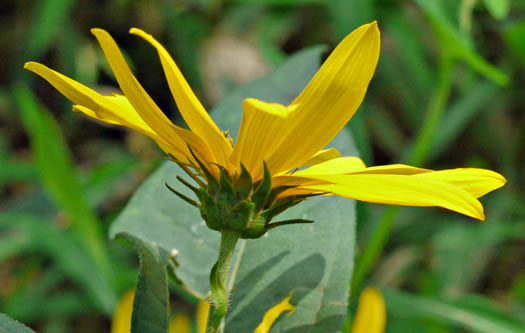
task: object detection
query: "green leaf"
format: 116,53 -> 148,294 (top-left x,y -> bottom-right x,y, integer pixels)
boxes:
430,81 -> 500,161
327,0 -> 375,40
415,0 -> 510,86
23,0 -> 75,60
225,194 -> 356,332
0,213 -> 115,318
383,288 -> 525,333
3,267 -> 89,321
0,313 -> 35,333
257,11 -> 298,66
111,46 -> 358,332
231,0 -> 326,4
120,233 -> 171,333
503,19 -> 525,70
13,84 -> 116,313
481,0 -> 510,19
430,222 -> 516,294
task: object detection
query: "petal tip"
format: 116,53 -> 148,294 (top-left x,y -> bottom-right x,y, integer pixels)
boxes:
90,28 -> 108,38
23,61 -> 35,70
365,20 -> 380,37
475,207 -> 486,221
129,27 -> 144,36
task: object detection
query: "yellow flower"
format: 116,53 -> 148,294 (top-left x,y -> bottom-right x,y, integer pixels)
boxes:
25,22 -> 505,223
111,289 -> 207,333
352,287 -> 386,333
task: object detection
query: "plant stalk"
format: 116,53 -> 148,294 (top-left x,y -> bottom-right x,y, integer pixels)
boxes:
207,229 -> 240,333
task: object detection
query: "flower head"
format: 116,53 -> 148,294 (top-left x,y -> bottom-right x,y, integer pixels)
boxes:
25,22 -> 505,236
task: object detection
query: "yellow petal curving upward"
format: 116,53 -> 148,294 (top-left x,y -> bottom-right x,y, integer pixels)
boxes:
230,98 -> 290,179
130,28 -> 233,169
301,148 -> 341,166
91,28 -> 215,170
295,156 -> 367,176
23,62 -> 189,162
265,21 -> 381,175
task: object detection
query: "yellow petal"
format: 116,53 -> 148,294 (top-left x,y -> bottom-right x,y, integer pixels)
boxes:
91,28 -> 215,169
130,28 -> 233,170
301,148 -> 342,166
111,289 -> 135,333
346,165 -> 506,198
231,98 -> 290,180
295,156 -> 367,176
169,313 -> 192,333
305,173 -> 485,220
351,287 -> 386,333
254,295 -> 296,333
73,95 -> 157,136
271,174 -> 330,188
347,164 -> 430,175
24,61 -> 111,114
265,22 -> 381,174
413,168 -> 506,198
24,62 -> 191,162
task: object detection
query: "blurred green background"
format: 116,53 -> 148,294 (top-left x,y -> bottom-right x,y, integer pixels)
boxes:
1,0 -> 524,332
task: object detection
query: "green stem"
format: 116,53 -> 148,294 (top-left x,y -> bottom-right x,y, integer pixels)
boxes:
350,55 -> 455,304
207,230 -> 240,333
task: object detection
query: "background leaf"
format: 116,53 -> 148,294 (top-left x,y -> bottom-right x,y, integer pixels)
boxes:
383,288 -> 525,333
481,0 -> 510,20
13,84 -> 117,313
0,312 -> 36,333
0,213 -> 113,321
122,234 -> 170,333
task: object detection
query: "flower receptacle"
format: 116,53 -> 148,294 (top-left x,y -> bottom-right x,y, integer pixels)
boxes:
170,157 -> 314,239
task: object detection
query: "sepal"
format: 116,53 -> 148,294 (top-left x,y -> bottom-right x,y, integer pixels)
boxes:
252,162 -> 272,211
165,182 -> 200,208
166,159 -> 317,239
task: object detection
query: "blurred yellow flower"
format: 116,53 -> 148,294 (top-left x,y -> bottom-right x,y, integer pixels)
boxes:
196,300 -> 210,333
169,312 -> 192,333
111,289 -> 135,333
352,287 -> 386,333
25,22 -> 505,221
111,290 -> 208,333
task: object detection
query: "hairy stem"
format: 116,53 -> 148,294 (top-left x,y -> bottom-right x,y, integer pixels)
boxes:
207,230 -> 240,333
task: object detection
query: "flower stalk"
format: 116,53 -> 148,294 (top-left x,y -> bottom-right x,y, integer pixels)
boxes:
207,229 -> 240,333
